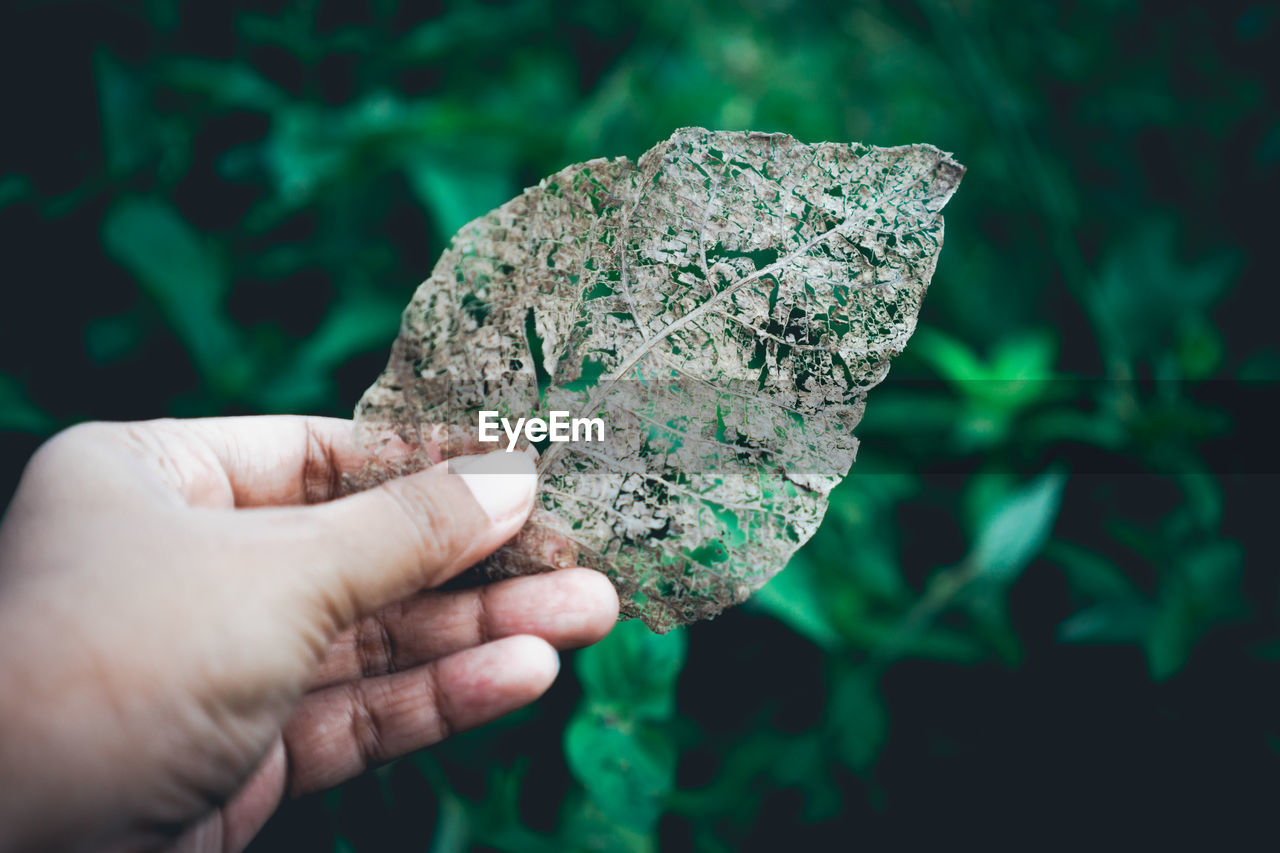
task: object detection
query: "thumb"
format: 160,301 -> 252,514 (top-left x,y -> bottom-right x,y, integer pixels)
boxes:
274,449 -> 537,624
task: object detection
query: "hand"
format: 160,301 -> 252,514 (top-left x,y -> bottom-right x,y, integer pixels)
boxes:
0,416 -> 618,852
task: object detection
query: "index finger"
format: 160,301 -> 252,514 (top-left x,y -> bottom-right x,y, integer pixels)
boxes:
183,416 -> 507,508
180,416 -> 417,507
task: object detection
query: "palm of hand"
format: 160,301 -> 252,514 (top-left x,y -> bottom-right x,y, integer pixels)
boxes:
0,416 -> 617,851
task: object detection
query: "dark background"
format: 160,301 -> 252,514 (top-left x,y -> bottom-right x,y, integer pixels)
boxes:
2,0 -> 1279,849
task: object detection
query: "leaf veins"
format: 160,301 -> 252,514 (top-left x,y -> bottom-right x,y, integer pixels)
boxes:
350,127 -> 964,632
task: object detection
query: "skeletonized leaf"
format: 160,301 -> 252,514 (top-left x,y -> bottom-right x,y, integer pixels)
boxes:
352,128 -> 964,631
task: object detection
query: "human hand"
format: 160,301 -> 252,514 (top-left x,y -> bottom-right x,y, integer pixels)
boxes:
0,416 -> 618,852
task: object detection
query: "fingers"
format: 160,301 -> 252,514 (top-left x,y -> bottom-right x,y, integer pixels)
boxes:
179,415 -> 497,508
307,568 -> 619,690
186,416 -> 393,506
268,450 -> 537,624
170,739 -> 287,853
180,416 -> 419,507
22,416 -> 418,510
217,739 -> 288,853
283,635 -> 559,796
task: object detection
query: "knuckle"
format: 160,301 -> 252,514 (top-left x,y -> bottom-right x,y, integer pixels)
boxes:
301,419 -> 344,504
378,479 -> 465,570
346,682 -> 386,768
474,585 -> 495,646
353,611 -> 399,678
419,665 -> 454,741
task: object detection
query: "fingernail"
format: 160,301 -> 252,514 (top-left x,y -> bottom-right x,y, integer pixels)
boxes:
449,450 -> 536,523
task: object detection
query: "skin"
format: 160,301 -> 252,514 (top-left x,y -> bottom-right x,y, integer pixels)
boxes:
0,416 -> 620,852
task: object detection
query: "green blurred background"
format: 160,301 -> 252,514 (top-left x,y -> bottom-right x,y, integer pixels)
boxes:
2,0 -> 1278,849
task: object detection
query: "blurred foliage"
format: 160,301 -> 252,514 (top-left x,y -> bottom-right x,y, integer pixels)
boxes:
2,0 -> 1279,848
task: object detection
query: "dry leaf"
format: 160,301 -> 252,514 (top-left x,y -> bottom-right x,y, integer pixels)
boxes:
351,127 -> 964,632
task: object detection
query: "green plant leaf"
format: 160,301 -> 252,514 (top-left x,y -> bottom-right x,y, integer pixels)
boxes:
576,620 -> 686,721
751,551 -> 842,649
1059,599 -> 1153,644
406,155 -> 515,241
0,174 -> 31,208
967,468 -> 1067,584
1146,585 -> 1198,681
563,620 -> 684,838
1092,219 -> 1239,365
0,375 -> 57,435
962,588 -> 1023,664
564,707 -> 676,833
826,665 -> 887,772
257,295 -> 404,412
1046,540 -> 1142,601
161,59 -> 287,111
559,790 -> 654,853
94,49 -> 148,176
102,197 -> 246,393
910,326 -> 987,384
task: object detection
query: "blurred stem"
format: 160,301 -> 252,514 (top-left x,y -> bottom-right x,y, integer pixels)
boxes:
867,560 -> 975,674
